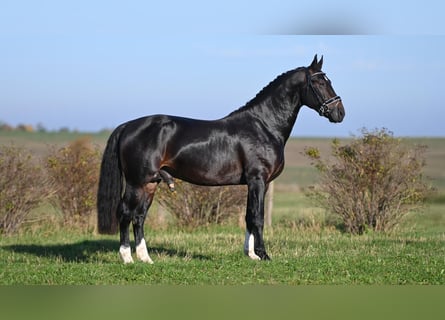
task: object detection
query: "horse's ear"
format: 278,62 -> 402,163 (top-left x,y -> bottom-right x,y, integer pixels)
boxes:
310,54 -> 319,70
310,54 -> 323,71
318,55 -> 324,70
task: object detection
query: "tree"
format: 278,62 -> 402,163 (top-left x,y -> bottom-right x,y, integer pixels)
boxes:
0,145 -> 53,234
156,180 -> 246,228
46,137 -> 101,229
305,128 -> 433,234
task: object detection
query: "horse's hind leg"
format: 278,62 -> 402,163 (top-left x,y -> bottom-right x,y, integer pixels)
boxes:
117,186 -> 137,264
118,183 -> 155,264
133,182 -> 157,264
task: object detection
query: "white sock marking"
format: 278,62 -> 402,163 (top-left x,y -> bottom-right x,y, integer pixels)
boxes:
119,245 -> 134,264
244,231 -> 261,260
136,238 -> 154,264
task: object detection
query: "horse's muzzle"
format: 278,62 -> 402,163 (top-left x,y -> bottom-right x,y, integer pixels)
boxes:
327,101 -> 345,123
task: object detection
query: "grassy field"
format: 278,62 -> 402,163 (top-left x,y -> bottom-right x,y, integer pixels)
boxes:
0,132 -> 444,285
1,223 -> 444,285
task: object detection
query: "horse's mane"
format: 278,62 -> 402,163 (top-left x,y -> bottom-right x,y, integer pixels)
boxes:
227,67 -> 305,117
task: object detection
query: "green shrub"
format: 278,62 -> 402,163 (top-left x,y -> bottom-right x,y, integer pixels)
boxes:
46,137 -> 101,230
156,180 -> 246,228
305,128 -> 433,234
0,145 -> 53,235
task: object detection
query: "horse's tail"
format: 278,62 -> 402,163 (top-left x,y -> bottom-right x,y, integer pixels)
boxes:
97,123 -> 126,234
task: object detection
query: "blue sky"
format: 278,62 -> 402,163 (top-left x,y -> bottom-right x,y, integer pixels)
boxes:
1,1 -> 445,136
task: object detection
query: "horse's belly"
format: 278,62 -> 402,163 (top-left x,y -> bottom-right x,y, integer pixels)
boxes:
164,157 -> 244,186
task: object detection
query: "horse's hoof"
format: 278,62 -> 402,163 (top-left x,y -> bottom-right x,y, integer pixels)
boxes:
261,253 -> 271,261
247,252 -> 261,260
136,239 -> 154,264
255,250 -> 271,261
119,245 -> 134,264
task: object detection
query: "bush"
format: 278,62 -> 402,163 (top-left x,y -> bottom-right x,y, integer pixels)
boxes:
0,145 -> 53,235
305,128 -> 433,234
156,180 -> 246,228
46,137 -> 101,229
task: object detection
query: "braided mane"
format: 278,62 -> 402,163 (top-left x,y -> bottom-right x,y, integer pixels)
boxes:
227,67 -> 304,117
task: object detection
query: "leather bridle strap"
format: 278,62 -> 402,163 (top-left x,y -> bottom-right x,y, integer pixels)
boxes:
308,72 -> 342,116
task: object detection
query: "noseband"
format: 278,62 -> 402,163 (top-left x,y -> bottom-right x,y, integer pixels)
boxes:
308,71 -> 342,117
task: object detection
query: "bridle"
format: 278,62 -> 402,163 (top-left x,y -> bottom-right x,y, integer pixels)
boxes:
307,71 -> 342,117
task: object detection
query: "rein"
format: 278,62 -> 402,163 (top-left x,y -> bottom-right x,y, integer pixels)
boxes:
308,71 -> 342,117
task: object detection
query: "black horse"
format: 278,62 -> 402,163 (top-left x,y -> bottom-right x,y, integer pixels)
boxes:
97,55 -> 345,263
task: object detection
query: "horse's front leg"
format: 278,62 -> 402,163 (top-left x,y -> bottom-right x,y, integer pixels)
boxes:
244,177 -> 271,261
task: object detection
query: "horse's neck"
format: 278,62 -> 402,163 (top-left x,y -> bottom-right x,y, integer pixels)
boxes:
228,90 -> 302,144
225,69 -> 304,144
257,98 -> 302,144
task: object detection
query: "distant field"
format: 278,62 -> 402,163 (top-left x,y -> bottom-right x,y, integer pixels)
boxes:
0,130 -> 110,155
2,131 -> 444,190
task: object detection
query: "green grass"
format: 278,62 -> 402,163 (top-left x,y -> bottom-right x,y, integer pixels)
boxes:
3,189 -> 443,285
3,192 -> 443,285
1,221 -> 444,285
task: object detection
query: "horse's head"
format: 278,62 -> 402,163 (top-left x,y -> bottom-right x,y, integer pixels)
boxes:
303,55 -> 345,123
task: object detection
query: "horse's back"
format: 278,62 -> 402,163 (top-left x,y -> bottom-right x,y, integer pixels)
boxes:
117,115 -> 244,186
161,116 -> 246,185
